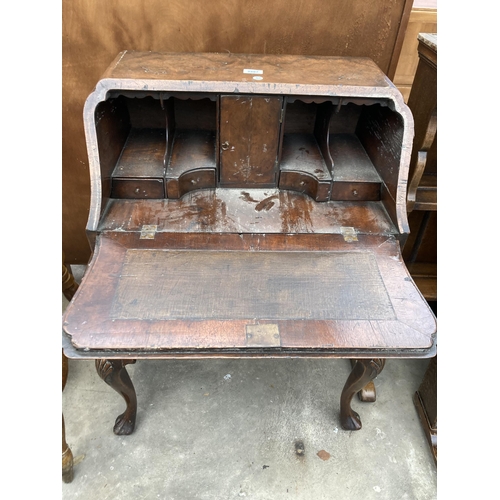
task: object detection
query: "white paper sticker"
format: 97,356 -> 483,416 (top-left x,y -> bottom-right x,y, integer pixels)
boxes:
243,69 -> 263,74
253,76 -> 263,80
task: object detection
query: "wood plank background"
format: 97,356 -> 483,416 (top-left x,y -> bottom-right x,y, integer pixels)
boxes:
392,3 -> 437,102
62,0 -> 412,263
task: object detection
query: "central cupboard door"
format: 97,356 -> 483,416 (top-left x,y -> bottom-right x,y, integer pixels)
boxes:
219,95 -> 283,187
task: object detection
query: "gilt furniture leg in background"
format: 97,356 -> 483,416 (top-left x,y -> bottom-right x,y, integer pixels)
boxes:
96,359 -> 138,435
340,359 -> 385,430
62,254 -> 79,302
414,355 -> 437,463
62,352 -> 74,483
62,253 -> 77,483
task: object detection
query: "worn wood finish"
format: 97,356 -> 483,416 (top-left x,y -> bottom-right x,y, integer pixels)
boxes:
411,176 -> 437,212
350,359 -> 377,402
356,106 -> 404,205
62,256 -> 79,302
406,263 -> 437,302
63,231 -> 436,355
164,96 -> 218,197
83,52 -> 413,240
314,102 -> 334,173
278,100 -> 334,201
111,128 -> 166,199
62,255 -> 76,483
219,95 -> 282,187
406,35 -> 437,195
63,0 -> 413,263
278,133 -> 333,201
97,192 -> 398,236
64,52 -> 437,435
113,251 -> 394,321
166,130 -> 216,198
111,178 -> 165,200
96,359 -> 137,435
403,211 -> 437,301
413,356 -> 437,462
404,35 -> 437,456
93,98 -> 131,212
407,109 -> 437,212
98,52 -> 395,93
62,352 -> 74,483
329,134 -> 382,201
403,34 -> 437,302
393,3 -> 437,102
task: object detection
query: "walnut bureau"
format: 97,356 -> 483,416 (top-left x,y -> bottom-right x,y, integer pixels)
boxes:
62,51 -> 437,436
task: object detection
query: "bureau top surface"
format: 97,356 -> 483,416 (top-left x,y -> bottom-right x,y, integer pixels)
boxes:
94,51 -> 398,97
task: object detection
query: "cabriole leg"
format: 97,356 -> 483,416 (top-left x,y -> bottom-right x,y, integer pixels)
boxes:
340,359 -> 385,430
350,359 -> 377,401
96,359 -> 137,435
62,352 -> 74,483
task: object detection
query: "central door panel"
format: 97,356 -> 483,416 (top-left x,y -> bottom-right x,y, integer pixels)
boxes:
219,95 -> 283,187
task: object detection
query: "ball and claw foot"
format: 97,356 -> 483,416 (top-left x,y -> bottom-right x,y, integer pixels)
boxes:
113,411 -> 136,435
96,359 -> 138,435
62,352 -> 74,482
341,410 -> 362,431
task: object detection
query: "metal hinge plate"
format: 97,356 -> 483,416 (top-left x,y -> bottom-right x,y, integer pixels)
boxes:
140,225 -> 157,239
245,324 -> 281,347
340,226 -> 358,242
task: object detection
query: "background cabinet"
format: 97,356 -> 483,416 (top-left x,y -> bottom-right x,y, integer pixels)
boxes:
402,32 -> 437,462
393,0 -> 437,102
402,33 -> 437,303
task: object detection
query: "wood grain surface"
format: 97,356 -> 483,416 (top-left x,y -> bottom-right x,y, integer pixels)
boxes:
82,53 -> 413,239
62,232 -> 436,355
111,249 -> 395,321
219,95 -> 282,187
96,190 -> 397,236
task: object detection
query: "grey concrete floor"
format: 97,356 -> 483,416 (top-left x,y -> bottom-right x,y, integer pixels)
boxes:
62,266 -> 437,500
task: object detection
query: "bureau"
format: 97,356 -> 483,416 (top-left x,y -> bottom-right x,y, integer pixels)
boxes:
62,51 -> 436,435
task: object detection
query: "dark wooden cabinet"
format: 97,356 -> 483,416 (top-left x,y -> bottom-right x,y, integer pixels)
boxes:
63,52 -> 436,437
414,356 -> 437,462
403,33 -> 437,463
403,33 -> 437,301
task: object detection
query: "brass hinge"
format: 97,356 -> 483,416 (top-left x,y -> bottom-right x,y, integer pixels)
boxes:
245,324 -> 281,347
340,227 -> 358,242
140,225 -> 157,239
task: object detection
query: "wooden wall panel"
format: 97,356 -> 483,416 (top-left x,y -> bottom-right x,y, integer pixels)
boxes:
63,0 -> 412,263
393,2 -> 437,102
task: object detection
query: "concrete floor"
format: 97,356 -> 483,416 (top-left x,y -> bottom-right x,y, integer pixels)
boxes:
62,266 -> 437,500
